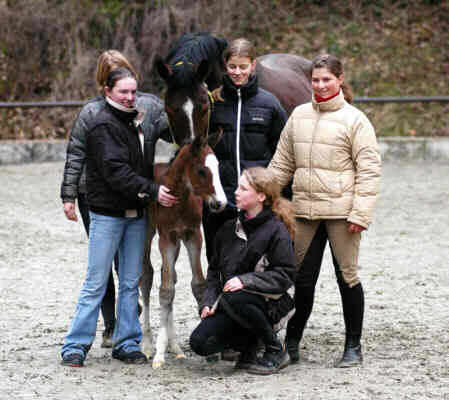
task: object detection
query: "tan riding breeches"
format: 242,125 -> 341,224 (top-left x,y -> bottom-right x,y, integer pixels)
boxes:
294,219 -> 361,288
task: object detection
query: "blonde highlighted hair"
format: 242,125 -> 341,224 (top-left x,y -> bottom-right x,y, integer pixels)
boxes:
242,167 -> 296,239
96,50 -> 138,95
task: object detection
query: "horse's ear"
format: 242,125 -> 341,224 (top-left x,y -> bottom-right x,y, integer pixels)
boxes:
196,59 -> 211,83
154,55 -> 172,82
208,127 -> 223,149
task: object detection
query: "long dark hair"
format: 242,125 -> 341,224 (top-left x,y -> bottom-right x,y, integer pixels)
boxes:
311,54 -> 354,104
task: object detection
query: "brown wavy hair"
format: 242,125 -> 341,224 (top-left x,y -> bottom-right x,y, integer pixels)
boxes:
311,54 -> 354,104
242,167 -> 296,239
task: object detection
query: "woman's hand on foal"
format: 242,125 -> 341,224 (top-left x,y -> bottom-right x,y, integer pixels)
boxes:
223,277 -> 244,292
157,185 -> 178,207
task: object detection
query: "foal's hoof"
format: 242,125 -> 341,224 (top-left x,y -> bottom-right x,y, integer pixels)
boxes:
152,358 -> 165,369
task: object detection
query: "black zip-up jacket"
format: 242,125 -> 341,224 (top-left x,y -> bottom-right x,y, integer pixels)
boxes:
201,208 -> 296,310
60,92 -> 169,202
85,103 -> 159,215
210,75 -> 287,206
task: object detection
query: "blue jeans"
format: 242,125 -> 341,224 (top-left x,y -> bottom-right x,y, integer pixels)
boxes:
61,211 -> 147,358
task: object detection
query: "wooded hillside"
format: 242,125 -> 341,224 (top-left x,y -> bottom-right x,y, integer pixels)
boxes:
1,0 -> 448,139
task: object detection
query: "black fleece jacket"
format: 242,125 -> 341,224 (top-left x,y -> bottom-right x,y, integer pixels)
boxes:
210,75 -> 287,206
201,208 -> 296,310
85,103 -> 159,215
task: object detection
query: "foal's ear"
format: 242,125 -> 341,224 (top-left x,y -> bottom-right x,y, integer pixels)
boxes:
208,127 -> 223,149
155,56 -> 172,82
196,59 -> 211,83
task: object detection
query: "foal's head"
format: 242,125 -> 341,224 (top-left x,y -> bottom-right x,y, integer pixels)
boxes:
155,58 -> 212,147
174,134 -> 227,213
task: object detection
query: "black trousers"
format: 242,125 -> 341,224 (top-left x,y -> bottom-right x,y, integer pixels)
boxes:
287,222 -> 364,343
190,291 -> 277,356
78,193 -> 119,328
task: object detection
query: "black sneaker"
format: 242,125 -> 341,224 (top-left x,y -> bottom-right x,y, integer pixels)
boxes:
61,353 -> 85,367
112,349 -> 148,365
247,344 -> 290,375
234,346 -> 258,370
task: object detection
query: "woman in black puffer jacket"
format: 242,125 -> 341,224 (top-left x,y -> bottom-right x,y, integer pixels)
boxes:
203,38 -> 287,263
60,50 -> 171,347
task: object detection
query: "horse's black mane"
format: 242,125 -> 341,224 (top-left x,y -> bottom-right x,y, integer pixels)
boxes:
165,32 -> 227,87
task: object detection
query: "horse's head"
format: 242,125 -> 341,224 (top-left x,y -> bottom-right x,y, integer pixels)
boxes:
155,57 -> 212,147
175,134 -> 227,213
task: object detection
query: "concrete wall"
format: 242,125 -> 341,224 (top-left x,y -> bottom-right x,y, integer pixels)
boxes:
1,137 -> 449,165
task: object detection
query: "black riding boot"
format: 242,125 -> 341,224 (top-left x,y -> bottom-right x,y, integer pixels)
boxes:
335,334 -> 363,367
335,282 -> 364,367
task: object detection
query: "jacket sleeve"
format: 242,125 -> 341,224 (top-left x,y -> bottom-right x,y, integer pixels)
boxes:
267,98 -> 288,155
268,113 -> 297,189
60,102 -> 100,202
88,123 -> 159,201
348,113 -> 382,228
138,93 -> 172,144
238,226 -> 296,294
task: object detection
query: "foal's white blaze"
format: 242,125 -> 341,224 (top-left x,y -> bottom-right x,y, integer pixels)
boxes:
182,98 -> 195,142
205,153 -> 227,212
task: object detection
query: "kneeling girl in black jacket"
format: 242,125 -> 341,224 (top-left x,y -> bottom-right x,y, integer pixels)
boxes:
190,167 -> 296,375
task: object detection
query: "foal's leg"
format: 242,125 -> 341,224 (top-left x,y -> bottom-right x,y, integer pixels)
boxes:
184,228 -> 207,307
153,235 -> 183,368
140,225 -> 155,358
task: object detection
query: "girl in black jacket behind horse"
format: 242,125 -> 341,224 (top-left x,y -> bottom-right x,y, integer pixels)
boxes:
190,167 -> 296,375
202,38 -> 287,263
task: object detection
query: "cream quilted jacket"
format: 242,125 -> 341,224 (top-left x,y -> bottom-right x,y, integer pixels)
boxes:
269,91 -> 381,228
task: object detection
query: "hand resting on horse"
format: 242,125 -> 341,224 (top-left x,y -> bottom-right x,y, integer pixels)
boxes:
157,185 -> 178,207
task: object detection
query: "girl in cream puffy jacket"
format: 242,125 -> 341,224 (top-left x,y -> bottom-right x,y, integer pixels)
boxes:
269,54 -> 381,368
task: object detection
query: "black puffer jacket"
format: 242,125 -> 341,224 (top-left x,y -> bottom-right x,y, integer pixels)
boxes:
201,208 -> 296,310
85,103 -> 159,215
60,92 -> 169,202
210,75 -> 287,206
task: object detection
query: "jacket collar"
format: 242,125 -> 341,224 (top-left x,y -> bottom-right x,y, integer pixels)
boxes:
105,102 -> 138,126
222,74 -> 259,101
235,207 -> 274,241
312,89 -> 346,112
